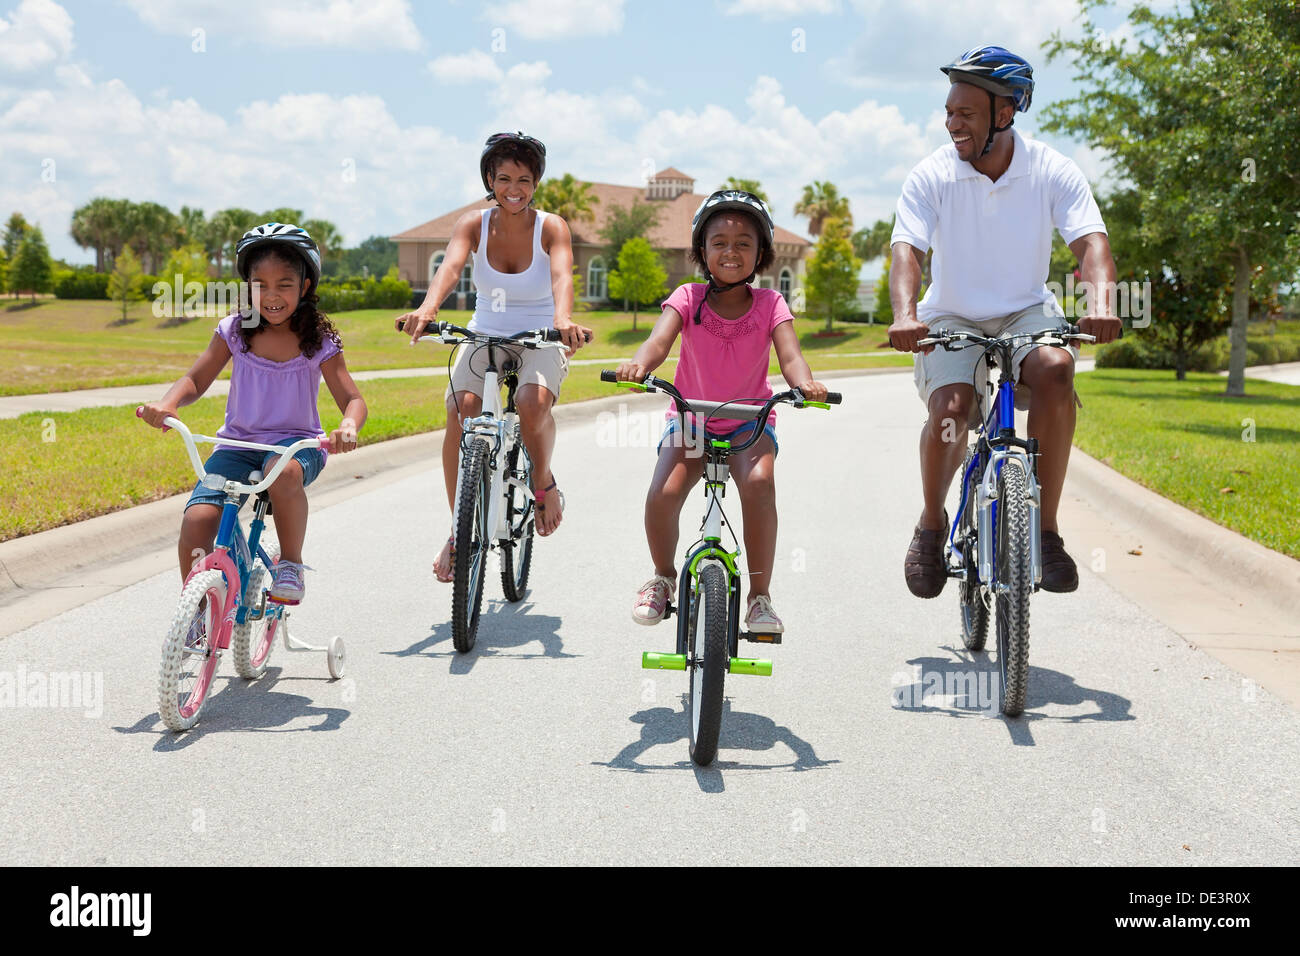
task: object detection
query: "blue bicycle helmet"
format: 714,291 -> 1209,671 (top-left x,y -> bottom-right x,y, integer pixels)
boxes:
941,46 -> 1034,156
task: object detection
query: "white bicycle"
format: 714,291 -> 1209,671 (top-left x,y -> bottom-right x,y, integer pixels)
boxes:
416,321 -> 572,652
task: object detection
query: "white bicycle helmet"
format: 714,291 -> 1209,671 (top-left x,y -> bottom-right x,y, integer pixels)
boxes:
235,222 -> 321,289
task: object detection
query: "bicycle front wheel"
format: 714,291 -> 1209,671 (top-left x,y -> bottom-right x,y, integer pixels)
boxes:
158,569 -> 227,732
688,563 -> 729,766
452,437 -> 491,653
499,440 -> 533,602
995,462 -> 1032,716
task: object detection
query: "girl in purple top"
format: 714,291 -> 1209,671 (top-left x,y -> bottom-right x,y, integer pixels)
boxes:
614,191 -> 828,636
140,223 -> 368,604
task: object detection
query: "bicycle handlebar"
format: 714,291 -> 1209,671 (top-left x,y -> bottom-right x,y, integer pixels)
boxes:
916,323 -> 1097,350
599,370 -> 841,455
406,321 -> 585,347
136,407 -> 328,496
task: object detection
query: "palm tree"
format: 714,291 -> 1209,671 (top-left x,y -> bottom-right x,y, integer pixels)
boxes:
208,208 -> 257,275
532,173 -> 598,224
851,216 -> 894,262
302,218 -> 343,261
71,198 -> 134,272
260,207 -> 305,227
721,177 -> 769,203
794,181 -> 852,237
125,201 -> 178,273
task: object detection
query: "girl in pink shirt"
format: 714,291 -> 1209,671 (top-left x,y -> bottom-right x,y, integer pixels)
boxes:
615,190 -> 828,635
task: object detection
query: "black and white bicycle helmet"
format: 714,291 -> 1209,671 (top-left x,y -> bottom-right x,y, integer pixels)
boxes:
687,190 -> 776,323
480,131 -> 547,194
235,222 -> 321,289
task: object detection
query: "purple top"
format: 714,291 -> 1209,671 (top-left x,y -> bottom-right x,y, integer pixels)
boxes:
214,313 -> 340,459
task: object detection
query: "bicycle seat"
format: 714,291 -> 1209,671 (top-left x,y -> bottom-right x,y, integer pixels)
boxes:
247,470 -> 273,507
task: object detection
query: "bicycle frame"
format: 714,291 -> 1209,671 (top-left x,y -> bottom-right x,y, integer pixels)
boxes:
454,342 -> 529,546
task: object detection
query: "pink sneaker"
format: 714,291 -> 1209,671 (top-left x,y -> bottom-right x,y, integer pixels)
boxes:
744,595 -> 784,634
268,560 -> 310,605
632,575 -> 675,626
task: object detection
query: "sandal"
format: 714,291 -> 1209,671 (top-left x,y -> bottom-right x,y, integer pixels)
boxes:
534,477 -> 565,535
433,534 -> 455,584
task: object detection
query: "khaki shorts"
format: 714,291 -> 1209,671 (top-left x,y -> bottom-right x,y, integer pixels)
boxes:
913,303 -> 1076,407
445,340 -> 569,401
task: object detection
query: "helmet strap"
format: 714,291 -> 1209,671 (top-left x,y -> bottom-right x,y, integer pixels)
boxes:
693,273 -> 754,324
980,91 -> 1015,157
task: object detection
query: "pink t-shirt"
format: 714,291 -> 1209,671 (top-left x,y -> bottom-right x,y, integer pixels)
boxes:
662,284 -> 794,434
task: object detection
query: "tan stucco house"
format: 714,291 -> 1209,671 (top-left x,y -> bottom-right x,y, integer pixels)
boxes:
391,168 -> 811,310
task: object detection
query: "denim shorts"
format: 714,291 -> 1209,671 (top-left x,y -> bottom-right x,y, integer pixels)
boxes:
184,438 -> 324,511
656,418 -> 779,458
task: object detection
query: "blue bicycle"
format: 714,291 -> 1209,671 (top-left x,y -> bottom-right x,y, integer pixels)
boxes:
916,324 -> 1093,716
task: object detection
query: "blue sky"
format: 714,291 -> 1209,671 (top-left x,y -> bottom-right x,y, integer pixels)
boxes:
0,0 -> 1135,272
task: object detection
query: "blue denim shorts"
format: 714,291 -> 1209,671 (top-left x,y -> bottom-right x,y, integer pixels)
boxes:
184,438 -> 324,511
657,418 -> 779,458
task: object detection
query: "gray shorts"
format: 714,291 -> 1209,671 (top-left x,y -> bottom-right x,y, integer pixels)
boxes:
913,303 -> 1077,406
445,340 -> 568,401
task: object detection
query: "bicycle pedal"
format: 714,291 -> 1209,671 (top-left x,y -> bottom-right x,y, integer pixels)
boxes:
742,630 -> 782,645
664,603 -> 676,618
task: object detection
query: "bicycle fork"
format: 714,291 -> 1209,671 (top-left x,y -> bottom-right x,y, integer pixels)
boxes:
975,450 -> 1043,589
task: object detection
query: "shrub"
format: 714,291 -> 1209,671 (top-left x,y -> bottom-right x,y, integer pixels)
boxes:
54,270 -> 111,299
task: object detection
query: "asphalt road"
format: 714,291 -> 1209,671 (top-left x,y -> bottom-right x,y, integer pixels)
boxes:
2,372 -> 1296,865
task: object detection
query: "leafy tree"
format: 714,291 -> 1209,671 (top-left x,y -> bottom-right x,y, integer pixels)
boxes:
3,212 -> 31,259
0,246 -> 8,295
1042,0 -> 1300,396
177,206 -> 207,250
851,216 -> 894,262
124,201 -> 179,273
107,245 -> 145,320
600,200 -> 663,309
533,173 -> 599,223
260,207 -> 306,227
803,217 -> 861,331
873,251 -> 893,325
607,237 -> 668,330
794,181 -> 852,237
302,218 -> 343,260
207,208 -> 257,275
721,177 -> 768,203
12,227 -> 54,301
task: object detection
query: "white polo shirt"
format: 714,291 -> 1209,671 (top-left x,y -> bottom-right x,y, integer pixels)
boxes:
891,127 -> 1106,323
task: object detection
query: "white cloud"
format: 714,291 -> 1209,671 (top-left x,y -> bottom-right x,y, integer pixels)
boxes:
427,49 -> 504,84
481,0 -> 625,40
725,0 -> 839,17
121,0 -> 422,51
0,0 -> 74,71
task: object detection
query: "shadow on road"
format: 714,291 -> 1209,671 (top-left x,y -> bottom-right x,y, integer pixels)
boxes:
594,696 -> 839,791
892,651 -> 1135,746
386,598 -> 577,674
113,667 -> 350,750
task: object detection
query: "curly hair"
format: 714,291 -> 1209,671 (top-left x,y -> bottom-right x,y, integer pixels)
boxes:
688,208 -> 775,278
483,141 -> 544,200
237,247 -> 342,359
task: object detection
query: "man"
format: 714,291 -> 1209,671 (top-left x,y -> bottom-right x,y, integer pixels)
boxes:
887,45 -> 1122,598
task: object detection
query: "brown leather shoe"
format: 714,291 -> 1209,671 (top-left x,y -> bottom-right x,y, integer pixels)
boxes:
1039,529 -> 1079,593
904,511 -> 949,599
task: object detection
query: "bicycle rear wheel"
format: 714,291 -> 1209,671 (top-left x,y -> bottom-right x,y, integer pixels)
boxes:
688,563 -> 729,766
500,440 -> 533,602
958,452 -> 989,651
158,569 -> 227,732
452,437 -> 491,653
995,462 -> 1032,716
232,543 -> 280,679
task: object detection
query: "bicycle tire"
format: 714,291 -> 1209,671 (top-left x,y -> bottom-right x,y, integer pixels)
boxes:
995,462 -> 1032,716
499,440 -> 533,603
688,562 -> 729,766
158,569 -> 227,732
452,437 -> 491,653
232,542 -> 280,679
958,452 -> 989,651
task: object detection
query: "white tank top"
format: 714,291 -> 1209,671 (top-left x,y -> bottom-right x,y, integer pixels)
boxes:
469,208 -> 555,336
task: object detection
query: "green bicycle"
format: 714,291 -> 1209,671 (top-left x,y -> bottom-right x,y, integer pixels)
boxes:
601,371 -> 841,765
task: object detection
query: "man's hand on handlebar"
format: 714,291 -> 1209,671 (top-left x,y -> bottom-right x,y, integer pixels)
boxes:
888,314 -> 934,354
554,316 -> 593,353
395,308 -> 438,344
1077,314 -> 1122,345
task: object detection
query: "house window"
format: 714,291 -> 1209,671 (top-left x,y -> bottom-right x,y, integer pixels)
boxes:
587,256 -> 608,300
779,268 -> 793,303
457,262 -> 473,295
429,251 -> 445,285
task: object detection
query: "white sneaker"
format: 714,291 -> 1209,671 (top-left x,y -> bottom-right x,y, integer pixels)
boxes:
632,575 -> 676,626
744,595 -> 784,634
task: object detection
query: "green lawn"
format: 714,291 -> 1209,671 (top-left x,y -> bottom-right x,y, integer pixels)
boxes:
1073,369 -> 1300,560
0,298 -> 904,395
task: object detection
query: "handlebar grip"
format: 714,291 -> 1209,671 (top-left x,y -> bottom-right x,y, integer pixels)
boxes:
545,329 -> 562,342
136,405 -> 170,433
824,392 -> 842,405
318,436 -> 332,450
600,370 -> 618,383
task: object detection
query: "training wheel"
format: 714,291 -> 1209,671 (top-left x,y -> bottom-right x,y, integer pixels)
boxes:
327,636 -> 346,679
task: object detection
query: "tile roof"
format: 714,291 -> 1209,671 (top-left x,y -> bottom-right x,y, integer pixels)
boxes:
649,167 -> 693,181
391,181 -> 811,251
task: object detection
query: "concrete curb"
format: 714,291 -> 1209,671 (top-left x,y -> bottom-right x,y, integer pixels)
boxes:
1064,447 -> 1300,619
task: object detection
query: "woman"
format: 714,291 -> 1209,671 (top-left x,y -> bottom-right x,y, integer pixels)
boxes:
396,132 -> 593,582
